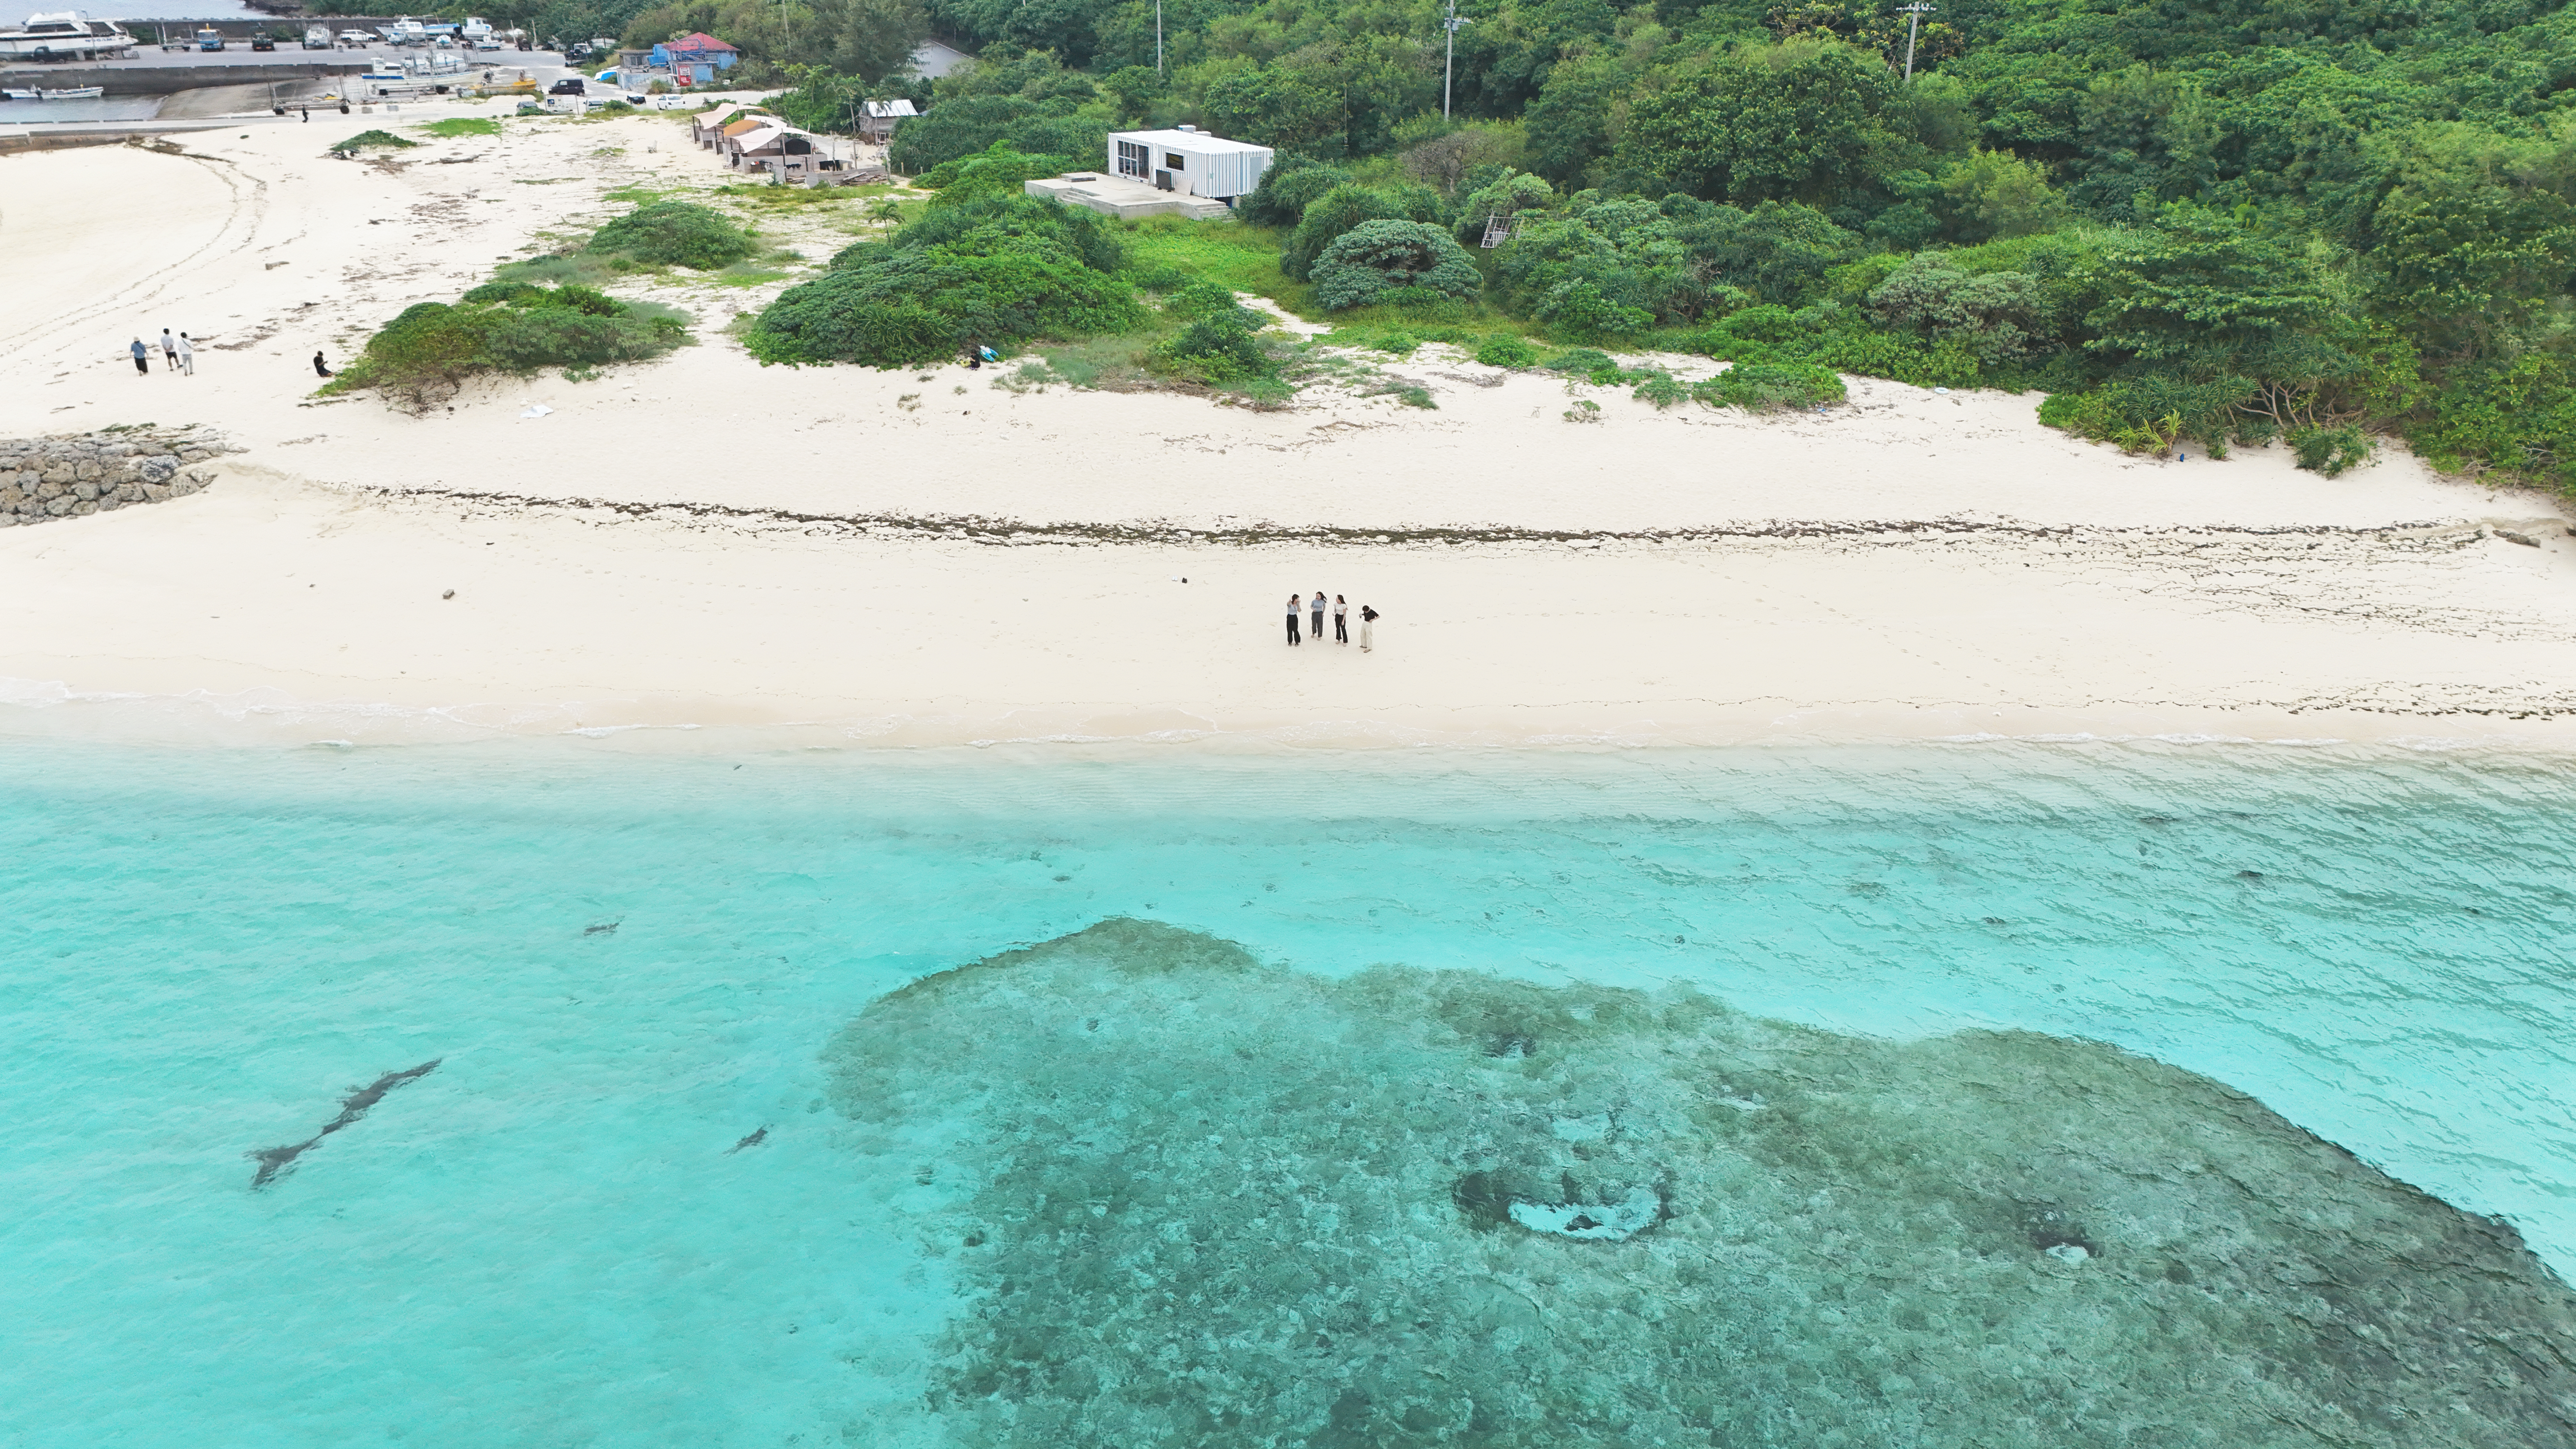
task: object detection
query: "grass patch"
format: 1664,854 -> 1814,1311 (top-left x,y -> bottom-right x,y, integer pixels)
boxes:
588,201 -> 759,270
716,183 -> 862,208
706,263 -> 794,287
1117,217 -> 1305,310
415,117 -> 502,139
328,129 -> 417,154
1034,334 -> 1156,390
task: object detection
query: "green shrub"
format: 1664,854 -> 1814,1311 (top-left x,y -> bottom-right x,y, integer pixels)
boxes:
2039,377 -> 2251,456
1693,363 -> 1846,412
1309,220 -> 1482,311
417,117 -> 502,138
1632,371 -> 1689,409
1155,315 -> 1274,383
1476,335 -> 1542,369
1282,185 -> 1443,280
1546,347 -> 1617,379
1707,304 -> 1802,349
587,201 -> 757,270
2287,424 -> 2377,476
855,194 -> 1125,275
330,285 -> 691,410
328,129 -> 418,154
920,143 -> 1080,206
1538,279 -> 1653,340
479,307 -> 678,371
1238,157 -> 1350,227
749,217 -> 1143,367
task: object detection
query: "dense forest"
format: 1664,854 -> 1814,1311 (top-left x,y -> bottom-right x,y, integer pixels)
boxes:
448,0 -> 2576,484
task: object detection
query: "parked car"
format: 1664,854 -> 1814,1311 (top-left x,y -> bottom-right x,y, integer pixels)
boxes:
548,76 -> 585,95
337,30 -> 373,44
249,34 -> 275,51
473,38 -> 502,51
303,26 -> 331,49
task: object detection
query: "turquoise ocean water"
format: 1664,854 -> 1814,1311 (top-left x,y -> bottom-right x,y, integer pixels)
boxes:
1,738 -> 2570,1446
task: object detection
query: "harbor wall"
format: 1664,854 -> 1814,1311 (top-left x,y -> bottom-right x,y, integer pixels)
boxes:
0,59 -> 373,95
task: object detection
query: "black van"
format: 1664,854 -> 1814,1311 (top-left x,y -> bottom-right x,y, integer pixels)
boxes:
548,76 -> 586,95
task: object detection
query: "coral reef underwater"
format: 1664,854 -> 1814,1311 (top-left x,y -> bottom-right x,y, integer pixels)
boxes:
826,919 -> 2576,1447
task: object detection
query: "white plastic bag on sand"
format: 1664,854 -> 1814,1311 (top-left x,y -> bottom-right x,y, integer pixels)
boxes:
519,403 -> 552,418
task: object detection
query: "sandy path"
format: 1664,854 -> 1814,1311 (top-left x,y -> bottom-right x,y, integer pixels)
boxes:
2,105 -> 2573,749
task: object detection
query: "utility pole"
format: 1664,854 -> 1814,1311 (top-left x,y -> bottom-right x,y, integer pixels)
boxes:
1898,2 -> 1935,81
1442,0 -> 1468,119
1156,0 -> 1162,73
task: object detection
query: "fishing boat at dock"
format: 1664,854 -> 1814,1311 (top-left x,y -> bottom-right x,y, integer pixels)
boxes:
0,11 -> 137,62
2,83 -> 104,98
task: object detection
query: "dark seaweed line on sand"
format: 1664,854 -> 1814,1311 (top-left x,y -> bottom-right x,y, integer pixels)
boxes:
247,1060 -> 440,1189
349,484 -> 2487,550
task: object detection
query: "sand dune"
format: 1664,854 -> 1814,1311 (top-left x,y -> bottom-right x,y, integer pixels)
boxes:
3,103 -> 2573,748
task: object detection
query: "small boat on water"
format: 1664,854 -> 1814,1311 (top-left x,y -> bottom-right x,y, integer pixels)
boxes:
2,83 -> 104,98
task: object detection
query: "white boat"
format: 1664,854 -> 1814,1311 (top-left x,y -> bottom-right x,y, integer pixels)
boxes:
0,10 -> 137,62
2,82 -> 102,98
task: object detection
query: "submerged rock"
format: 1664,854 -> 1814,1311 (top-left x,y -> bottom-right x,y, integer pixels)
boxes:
826,919 -> 2576,1448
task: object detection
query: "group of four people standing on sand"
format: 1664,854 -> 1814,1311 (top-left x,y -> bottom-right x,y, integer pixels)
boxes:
1287,592 -> 1378,650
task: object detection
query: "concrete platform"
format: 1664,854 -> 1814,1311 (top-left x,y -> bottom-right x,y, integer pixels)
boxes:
1024,172 -> 1231,221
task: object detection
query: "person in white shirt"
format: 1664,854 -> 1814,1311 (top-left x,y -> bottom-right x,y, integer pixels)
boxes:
159,329 -> 178,372
175,333 -> 195,375
1332,594 -> 1348,644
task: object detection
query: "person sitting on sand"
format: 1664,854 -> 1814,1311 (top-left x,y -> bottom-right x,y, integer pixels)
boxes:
313,351 -> 334,378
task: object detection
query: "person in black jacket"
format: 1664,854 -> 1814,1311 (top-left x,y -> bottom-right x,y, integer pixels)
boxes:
1359,604 -> 1379,652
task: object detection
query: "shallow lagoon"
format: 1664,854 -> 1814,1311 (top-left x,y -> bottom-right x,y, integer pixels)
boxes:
1,739 -> 2569,1445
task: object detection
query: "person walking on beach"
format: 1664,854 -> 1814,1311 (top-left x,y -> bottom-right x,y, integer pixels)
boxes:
1332,594 -> 1349,644
1285,594 -> 1302,646
1360,604 -> 1379,652
175,332 -> 195,376
1309,591 -> 1326,641
313,351 -> 334,378
159,330 -> 178,372
129,337 -> 150,376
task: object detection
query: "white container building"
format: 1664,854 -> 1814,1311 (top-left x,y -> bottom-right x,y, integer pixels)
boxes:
1107,126 -> 1273,202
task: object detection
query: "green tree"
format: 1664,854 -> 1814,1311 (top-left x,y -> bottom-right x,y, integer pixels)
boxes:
1309,219 -> 1484,310
1617,39 -> 1908,207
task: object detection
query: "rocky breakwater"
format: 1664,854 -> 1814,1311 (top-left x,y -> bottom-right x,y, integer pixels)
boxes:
0,427 -> 234,528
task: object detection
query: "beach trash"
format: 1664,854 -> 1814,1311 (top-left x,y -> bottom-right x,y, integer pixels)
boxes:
519,403 -> 552,418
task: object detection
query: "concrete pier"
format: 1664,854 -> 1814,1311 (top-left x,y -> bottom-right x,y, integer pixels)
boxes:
1,45 -> 559,96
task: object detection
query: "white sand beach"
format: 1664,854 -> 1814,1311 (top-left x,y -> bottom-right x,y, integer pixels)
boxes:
4,104 -> 2574,748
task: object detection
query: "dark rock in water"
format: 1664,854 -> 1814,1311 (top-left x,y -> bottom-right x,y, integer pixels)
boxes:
826,919 -> 2576,1448
247,1059 -> 440,1189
